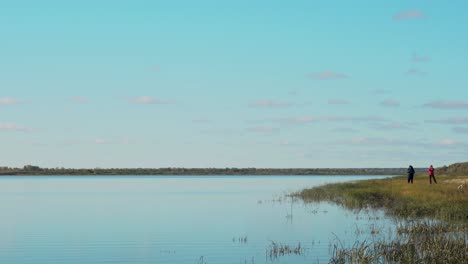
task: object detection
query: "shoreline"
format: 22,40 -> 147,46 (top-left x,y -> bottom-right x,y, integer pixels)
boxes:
294,174 -> 468,223
0,168 -> 411,176
0,173 -> 398,177
294,174 -> 468,263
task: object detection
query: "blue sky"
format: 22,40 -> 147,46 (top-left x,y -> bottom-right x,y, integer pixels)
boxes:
1,0 -> 468,168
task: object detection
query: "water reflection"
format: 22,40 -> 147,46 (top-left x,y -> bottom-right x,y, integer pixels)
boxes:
0,175 -> 391,263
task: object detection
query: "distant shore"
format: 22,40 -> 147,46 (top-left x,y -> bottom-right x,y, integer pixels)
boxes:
0,167 -> 411,176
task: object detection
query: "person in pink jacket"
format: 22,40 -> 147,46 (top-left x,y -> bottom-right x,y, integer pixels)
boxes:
428,165 -> 437,184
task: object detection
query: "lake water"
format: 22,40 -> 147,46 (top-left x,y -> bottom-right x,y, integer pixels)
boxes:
0,175 -> 393,263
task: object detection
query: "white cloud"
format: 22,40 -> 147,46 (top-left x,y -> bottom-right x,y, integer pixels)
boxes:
393,10 -> 424,21
324,116 -> 387,123
369,89 -> 390,95
70,96 -> 88,104
328,99 -> 349,105
279,117 -> 317,124
192,119 -> 213,124
452,127 -> 468,134
94,138 -> 136,145
350,137 -> 391,145
406,68 -> 426,76
131,96 -> 169,105
412,53 -> 430,63
0,97 -> 20,105
330,127 -> 359,133
425,117 -> 468,124
249,100 -> 293,108
95,138 -> 112,144
380,99 -> 400,107
424,101 -> 468,109
0,123 -> 30,132
372,122 -> 411,131
335,137 -> 425,148
200,128 -> 240,136
246,126 -> 280,133
436,139 -> 458,146
430,138 -> 467,149
308,71 -> 349,80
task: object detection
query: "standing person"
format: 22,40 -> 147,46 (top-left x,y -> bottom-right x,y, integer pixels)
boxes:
428,165 -> 437,184
407,165 -> 415,184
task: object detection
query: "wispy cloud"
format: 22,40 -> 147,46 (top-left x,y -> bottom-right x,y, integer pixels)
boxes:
436,139 -> 459,146
372,122 -> 411,131
406,68 -> 426,76
424,101 -> 468,109
330,127 -> 359,133
369,89 -> 390,95
0,122 -> 30,132
328,99 -> 349,105
343,137 -> 424,147
453,127 -> 468,134
249,100 -> 293,108
428,138 -> 468,149
94,138 -> 135,145
246,126 -> 280,133
288,90 -> 298,96
380,99 -> 400,107
324,116 -> 387,123
130,96 -> 170,105
350,137 -> 391,145
70,96 -> 88,104
393,10 -> 424,21
0,97 -> 21,105
95,138 -> 113,145
425,117 -> 468,124
200,128 -> 240,136
278,117 -> 317,124
192,119 -> 213,124
412,53 -> 430,63
308,71 -> 349,80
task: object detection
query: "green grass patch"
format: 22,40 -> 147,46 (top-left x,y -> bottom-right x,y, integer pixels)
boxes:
294,174 -> 468,223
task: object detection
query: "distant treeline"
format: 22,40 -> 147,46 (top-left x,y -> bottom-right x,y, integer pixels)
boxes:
0,166 -> 417,176
437,161 -> 468,176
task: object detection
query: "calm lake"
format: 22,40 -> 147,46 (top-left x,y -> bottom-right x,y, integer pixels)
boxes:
0,175 -> 393,263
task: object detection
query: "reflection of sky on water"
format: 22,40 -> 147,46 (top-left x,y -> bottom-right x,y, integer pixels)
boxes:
0,175 -> 392,263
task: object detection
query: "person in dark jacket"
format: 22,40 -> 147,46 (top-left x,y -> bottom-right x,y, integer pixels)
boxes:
407,165 -> 415,184
428,165 -> 437,184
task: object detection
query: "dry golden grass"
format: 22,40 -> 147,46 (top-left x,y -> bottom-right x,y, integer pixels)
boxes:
295,175 -> 468,223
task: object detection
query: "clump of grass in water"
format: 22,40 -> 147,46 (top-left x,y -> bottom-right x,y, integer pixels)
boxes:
266,241 -> 303,260
396,220 -> 463,235
378,232 -> 467,263
329,221 -> 467,264
232,236 -> 248,244
243,256 -> 255,264
329,239 -> 378,264
196,256 -> 207,264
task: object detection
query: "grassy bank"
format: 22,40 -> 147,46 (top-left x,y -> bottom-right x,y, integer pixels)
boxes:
295,174 -> 468,263
295,174 -> 468,223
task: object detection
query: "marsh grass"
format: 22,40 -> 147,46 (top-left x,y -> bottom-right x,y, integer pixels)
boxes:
329,239 -> 377,264
329,221 -> 467,264
233,236 -> 248,244
294,175 -> 468,223
295,174 -> 468,263
395,220 -> 464,235
266,241 -> 304,260
196,256 -> 207,264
